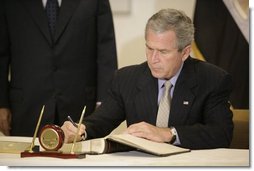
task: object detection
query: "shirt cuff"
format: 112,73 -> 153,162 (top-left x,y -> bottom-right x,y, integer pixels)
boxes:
81,130 -> 87,141
170,127 -> 181,145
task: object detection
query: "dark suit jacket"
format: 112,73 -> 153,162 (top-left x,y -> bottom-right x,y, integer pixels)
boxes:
0,0 -> 117,136
84,57 -> 234,149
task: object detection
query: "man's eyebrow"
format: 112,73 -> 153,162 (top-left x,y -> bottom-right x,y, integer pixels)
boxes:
147,46 -> 169,52
146,44 -> 163,50
145,43 -> 150,48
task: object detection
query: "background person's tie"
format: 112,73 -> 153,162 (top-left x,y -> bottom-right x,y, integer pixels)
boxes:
46,0 -> 59,37
156,80 -> 172,127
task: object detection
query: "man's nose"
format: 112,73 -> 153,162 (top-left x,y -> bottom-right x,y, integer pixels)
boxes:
151,50 -> 159,62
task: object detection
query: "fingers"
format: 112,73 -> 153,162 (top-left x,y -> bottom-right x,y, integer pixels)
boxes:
0,108 -> 11,136
61,121 -> 86,143
1,122 -> 10,136
61,121 -> 74,143
126,122 -> 168,143
126,122 -> 149,138
0,118 -> 11,135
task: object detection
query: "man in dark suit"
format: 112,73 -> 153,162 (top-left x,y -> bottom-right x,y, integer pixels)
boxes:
0,0 -> 117,136
61,8 -> 233,149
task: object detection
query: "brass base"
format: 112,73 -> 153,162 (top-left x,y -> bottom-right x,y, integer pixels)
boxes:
21,151 -> 86,159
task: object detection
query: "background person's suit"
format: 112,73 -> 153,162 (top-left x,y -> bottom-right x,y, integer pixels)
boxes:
0,0 -> 117,136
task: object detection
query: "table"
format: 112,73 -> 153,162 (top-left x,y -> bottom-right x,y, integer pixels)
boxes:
0,148 -> 249,166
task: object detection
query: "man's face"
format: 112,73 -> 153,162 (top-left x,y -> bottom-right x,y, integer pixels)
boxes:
146,29 -> 190,79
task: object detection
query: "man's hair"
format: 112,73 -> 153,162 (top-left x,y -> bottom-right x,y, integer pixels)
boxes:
145,8 -> 194,51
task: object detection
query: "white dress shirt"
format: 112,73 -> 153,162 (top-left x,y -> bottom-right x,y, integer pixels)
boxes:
42,0 -> 62,8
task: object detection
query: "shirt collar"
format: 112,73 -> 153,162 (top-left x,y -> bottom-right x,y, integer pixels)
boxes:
158,63 -> 183,88
42,0 -> 62,8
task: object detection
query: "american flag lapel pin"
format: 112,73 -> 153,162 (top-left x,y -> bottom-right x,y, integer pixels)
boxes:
183,101 -> 189,105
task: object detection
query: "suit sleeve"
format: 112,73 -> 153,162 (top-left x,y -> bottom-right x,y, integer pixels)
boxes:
96,0 -> 118,102
84,70 -> 125,139
0,0 -> 10,108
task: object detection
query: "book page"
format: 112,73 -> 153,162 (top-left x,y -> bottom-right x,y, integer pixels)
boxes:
108,134 -> 190,156
0,136 -> 39,154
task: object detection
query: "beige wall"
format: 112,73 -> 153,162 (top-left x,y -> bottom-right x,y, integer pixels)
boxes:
110,0 -> 196,68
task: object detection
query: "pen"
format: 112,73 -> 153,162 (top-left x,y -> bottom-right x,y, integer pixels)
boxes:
67,115 -> 78,128
67,115 -> 87,140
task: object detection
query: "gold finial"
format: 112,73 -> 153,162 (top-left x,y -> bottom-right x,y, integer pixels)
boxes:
28,105 -> 45,152
70,106 -> 86,154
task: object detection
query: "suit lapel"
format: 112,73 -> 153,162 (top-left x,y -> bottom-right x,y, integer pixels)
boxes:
21,0 -> 52,45
169,58 -> 197,125
133,59 -> 198,126
54,0 -> 80,42
134,64 -> 158,125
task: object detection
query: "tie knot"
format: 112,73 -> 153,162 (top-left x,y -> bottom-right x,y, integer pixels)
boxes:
47,0 -> 59,5
164,80 -> 172,90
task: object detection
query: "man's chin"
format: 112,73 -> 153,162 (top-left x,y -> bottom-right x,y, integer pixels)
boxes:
151,71 -> 163,79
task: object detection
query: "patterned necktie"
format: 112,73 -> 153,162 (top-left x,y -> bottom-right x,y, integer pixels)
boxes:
46,0 -> 59,36
156,80 -> 172,127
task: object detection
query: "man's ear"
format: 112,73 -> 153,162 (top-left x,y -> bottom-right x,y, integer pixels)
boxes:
181,45 -> 191,62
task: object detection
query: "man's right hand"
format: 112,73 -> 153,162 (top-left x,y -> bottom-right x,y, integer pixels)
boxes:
61,121 -> 86,143
0,108 -> 11,136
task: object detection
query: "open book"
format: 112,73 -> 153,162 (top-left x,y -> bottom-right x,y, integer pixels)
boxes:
59,134 -> 190,156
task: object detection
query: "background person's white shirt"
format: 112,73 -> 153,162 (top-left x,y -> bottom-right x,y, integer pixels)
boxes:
42,0 -> 62,8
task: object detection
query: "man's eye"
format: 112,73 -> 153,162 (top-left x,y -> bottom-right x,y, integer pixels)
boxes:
147,47 -> 153,50
160,50 -> 168,54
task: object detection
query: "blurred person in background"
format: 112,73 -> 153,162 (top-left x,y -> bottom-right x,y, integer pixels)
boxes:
0,0 -> 117,136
